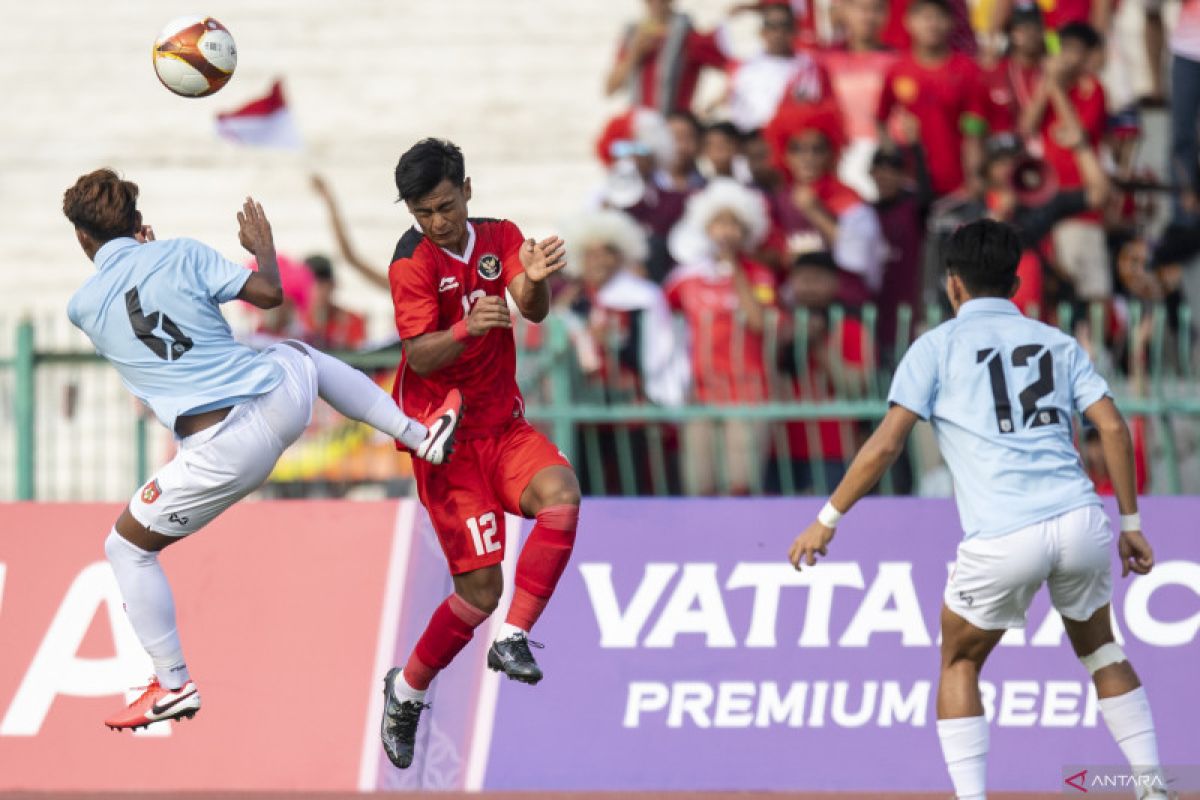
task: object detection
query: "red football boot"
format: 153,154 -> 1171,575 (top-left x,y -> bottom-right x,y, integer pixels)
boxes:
104,677 -> 201,731
414,389 -> 463,465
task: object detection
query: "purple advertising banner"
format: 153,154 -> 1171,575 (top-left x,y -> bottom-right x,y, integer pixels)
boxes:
472,497 -> 1200,793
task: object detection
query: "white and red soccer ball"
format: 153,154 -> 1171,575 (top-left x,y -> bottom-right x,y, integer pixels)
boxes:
152,15 -> 237,98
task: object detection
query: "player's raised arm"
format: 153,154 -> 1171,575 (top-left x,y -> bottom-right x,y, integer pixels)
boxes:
508,236 -> 567,323
1082,397 -> 1154,577
235,197 -> 284,309
788,404 -> 920,569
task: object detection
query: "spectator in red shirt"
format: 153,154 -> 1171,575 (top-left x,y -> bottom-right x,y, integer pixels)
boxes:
821,0 -> 898,198
981,4 -> 1045,136
605,0 -> 732,115
769,250 -> 873,493
664,179 -> 777,494
876,0 -> 988,198
1020,23 -> 1112,301
303,255 -> 367,351
984,0 -> 1112,60
765,105 -> 887,305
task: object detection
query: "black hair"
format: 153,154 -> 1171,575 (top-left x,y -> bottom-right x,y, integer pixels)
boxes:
667,110 -> 704,139
394,138 -> 465,202
944,219 -> 1021,297
1153,222 -> 1200,268
870,146 -> 906,170
305,254 -> 334,282
793,250 -> 839,273
1058,21 -> 1102,50
908,0 -> 953,16
705,121 -> 742,141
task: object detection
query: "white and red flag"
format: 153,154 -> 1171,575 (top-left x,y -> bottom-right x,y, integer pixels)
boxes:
215,79 -> 302,149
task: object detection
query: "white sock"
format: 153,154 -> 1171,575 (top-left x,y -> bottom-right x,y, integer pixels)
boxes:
391,671 -> 427,704
297,342 -> 427,448
1098,687 -> 1165,789
495,622 -> 528,642
937,715 -> 988,800
104,530 -> 190,690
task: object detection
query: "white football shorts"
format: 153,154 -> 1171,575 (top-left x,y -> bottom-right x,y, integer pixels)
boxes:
128,342 -> 318,536
944,504 -> 1114,630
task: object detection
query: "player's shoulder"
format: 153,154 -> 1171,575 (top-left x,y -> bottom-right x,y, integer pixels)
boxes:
391,226 -> 431,265
471,217 -> 522,241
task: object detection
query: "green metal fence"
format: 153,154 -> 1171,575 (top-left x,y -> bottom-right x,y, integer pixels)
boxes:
5,302 -> 1199,501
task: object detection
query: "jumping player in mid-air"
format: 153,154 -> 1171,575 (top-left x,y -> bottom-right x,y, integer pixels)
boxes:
62,169 -> 461,732
788,219 -> 1169,799
379,139 -> 583,769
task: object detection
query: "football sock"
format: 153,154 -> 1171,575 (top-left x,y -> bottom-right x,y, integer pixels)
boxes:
937,715 -> 988,800
391,670 -> 427,704
295,342 -> 427,448
103,530 -> 190,690
496,622 -> 528,641
505,504 -> 578,632
403,594 -> 489,691
1098,687 -> 1165,788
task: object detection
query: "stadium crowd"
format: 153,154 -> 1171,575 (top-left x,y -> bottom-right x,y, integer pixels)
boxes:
254,0 -> 1200,497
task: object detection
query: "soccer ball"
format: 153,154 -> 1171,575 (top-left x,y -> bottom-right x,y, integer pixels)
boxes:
152,16 -> 236,98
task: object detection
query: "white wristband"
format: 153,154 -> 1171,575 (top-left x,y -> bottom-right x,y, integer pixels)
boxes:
818,501 -> 844,528
1120,513 -> 1142,532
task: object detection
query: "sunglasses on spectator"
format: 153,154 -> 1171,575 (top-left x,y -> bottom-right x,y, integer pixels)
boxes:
788,140 -> 829,154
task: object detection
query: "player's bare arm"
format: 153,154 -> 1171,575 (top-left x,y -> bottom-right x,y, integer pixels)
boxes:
788,405 -> 920,570
508,236 -> 567,323
403,295 -> 512,375
235,197 -> 284,309
1083,396 -> 1155,577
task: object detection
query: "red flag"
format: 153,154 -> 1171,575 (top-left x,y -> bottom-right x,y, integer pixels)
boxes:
215,80 -> 302,149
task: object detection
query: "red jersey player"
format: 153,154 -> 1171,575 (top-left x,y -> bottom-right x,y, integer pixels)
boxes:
378,139 -> 581,770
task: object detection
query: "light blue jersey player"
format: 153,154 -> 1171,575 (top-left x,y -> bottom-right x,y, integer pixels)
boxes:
788,220 -> 1168,799
62,169 -> 462,733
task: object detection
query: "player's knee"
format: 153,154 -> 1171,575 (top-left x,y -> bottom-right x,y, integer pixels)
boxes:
453,567 -> 504,614
536,477 -> 581,511
1079,642 -> 1128,675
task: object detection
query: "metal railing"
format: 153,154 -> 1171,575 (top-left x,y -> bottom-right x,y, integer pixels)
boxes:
4,302 -> 1198,501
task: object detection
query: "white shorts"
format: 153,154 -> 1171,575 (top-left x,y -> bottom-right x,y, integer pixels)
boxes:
129,343 -> 317,536
944,505 -> 1114,630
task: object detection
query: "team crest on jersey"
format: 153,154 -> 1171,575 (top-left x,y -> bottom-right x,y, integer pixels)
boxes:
141,480 -> 162,504
477,253 -> 502,281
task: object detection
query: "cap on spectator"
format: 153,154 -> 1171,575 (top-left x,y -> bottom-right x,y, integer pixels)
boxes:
562,209 -> 650,277
305,254 -> 334,282
595,109 -> 676,168
668,178 -> 770,264
1007,2 -> 1043,31
983,132 -> 1024,164
763,102 -> 846,179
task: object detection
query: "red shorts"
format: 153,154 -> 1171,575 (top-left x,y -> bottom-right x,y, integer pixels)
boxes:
412,418 -> 572,575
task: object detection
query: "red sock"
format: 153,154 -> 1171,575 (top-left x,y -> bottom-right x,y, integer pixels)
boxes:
506,504 -> 579,632
403,593 -> 489,690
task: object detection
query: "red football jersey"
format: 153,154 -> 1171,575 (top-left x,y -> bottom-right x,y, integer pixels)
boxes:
877,52 -> 986,196
389,219 -> 527,437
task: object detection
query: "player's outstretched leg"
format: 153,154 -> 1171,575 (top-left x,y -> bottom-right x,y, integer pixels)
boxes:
102,511 -> 201,731
937,606 -> 1005,800
1063,605 -> 1170,799
489,466 -> 581,685
381,589 -> 493,769
283,340 -> 461,464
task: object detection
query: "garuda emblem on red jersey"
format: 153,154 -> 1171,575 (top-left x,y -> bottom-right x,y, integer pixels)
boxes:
477,253 -> 502,281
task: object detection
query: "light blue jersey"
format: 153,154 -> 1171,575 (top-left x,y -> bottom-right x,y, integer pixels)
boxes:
67,237 -> 283,431
888,298 -> 1110,539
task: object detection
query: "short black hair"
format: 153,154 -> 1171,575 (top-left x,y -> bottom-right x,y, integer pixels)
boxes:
944,219 -> 1021,297
305,254 -> 334,282
908,0 -> 953,16
394,138 -> 465,202
705,121 -> 741,141
793,250 -> 839,273
761,2 -> 796,24
1058,21 -> 1102,49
